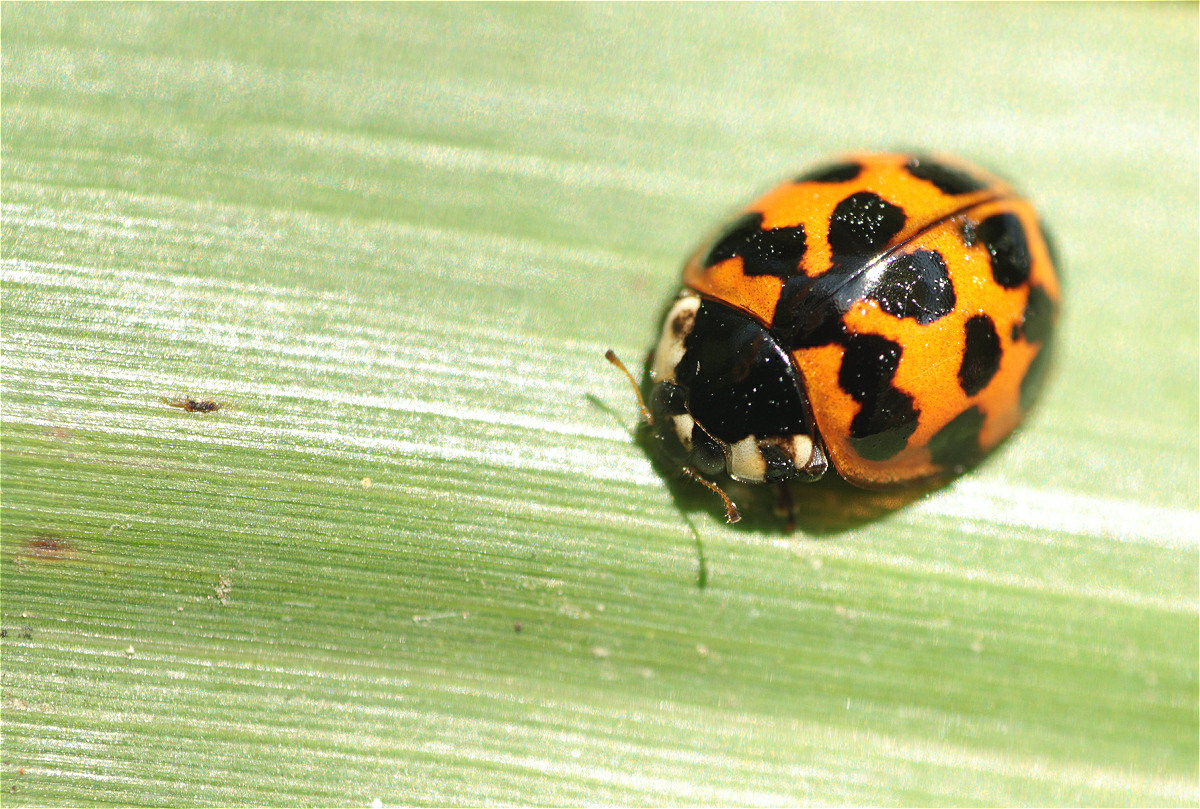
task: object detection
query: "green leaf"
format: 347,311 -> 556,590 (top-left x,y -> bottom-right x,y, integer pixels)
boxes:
3,4 -> 1196,806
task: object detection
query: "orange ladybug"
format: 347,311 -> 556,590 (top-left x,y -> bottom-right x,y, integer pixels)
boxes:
610,153 -> 1060,522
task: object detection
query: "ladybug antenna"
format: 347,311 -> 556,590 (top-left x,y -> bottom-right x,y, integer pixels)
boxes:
682,467 -> 742,524
605,349 -> 653,425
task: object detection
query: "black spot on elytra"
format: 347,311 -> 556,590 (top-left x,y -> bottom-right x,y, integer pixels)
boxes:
851,389 -> 920,461
959,315 -> 1002,396
1011,284 -> 1055,344
796,161 -> 863,184
978,212 -> 1032,288
703,211 -> 806,278
905,156 -> 989,195
773,271 -> 851,349
927,406 -> 986,471
868,249 -> 956,324
838,334 -> 902,399
838,334 -> 919,461
828,192 -> 906,258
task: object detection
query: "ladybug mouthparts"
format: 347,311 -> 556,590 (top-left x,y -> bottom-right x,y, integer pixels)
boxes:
648,291 -> 829,485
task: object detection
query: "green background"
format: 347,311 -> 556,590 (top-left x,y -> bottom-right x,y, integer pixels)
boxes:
3,3 -> 1197,806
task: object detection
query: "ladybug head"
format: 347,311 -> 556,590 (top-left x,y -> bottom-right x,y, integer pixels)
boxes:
645,291 -> 829,489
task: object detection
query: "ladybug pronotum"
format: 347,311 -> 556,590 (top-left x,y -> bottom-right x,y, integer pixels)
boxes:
610,152 -> 1061,522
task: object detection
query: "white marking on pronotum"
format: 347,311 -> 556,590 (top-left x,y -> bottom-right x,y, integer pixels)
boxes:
670,413 -> 696,452
651,291 -> 700,384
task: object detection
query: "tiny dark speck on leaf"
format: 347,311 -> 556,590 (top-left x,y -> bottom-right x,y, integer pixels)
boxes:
162,397 -> 221,413
27,534 -> 74,560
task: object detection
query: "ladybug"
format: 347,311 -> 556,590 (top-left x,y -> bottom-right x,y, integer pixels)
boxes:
609,152 -> 1061,523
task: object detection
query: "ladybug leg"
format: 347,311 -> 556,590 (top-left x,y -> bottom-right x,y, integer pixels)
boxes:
776,482 -> 796,533
681,466 -> 741,524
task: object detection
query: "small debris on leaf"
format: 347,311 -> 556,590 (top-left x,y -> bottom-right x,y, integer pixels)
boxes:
162,397 -> 221,413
